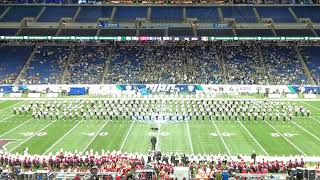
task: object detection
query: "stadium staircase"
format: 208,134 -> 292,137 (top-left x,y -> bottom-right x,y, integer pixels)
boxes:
147,7 -> 151,21
294,45 -> 316,85
0,7 -> 10,19
220,49 -> 228,84
269,23 -> 277,36
35,7 -> 46,22
253,7 -> 261,23
217,7 -> 223,22
258,45 -> 269,85
306,21 -> 318,36
61,47 -> 74,84
73,7 -> 81,21
101,47 -> 113,84
288,7 -> 299,23
14,46 -> 37,85
110,6 -> 116,21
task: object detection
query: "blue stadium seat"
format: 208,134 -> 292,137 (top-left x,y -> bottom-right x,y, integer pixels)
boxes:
114,6 -> 147,21
151,7 -> 182,22
99,29 -> 136,36
0,28 -> 18,36
197,29 -> 234,36
76,6 -> 113,22
261,45 -> 308,85
38,6 -> 78,22
299,46 -> 320,84
186,7 -> 219,22
21,46 -> 71,84
315,29 -> 320,36
221,6 -> 257,23
59,29 -> 97,36
18,28 -> 57,36
168,27 -> 193,36
0,6 -> 7,15
292,6 -> 320,23
256,6 -> 295,23
236,29 -> 274,36
0,6 -> 42,22
0,46 -> 33,84
275,29 -> 314,37
139,28 -> 165,36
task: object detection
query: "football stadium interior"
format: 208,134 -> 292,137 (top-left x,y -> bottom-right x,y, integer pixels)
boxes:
1,0 -> 320,179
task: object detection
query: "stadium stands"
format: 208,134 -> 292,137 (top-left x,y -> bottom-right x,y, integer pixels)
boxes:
0,6 -> 42,22
20,46 -> 71,84
67,45 -> 109,84
38,6 -> 78,22
75,6 -> 113,22
186,7 -> 220,22
224,45 -> 265,84
18,28 -> 57,36
274,29 -> 314,37
261,45 -> 309,85
197,29 -> 234,36
315,29 -> 320,36
99,28 -> 136,36
139,28 -> 166,36
106,45 -> 143,84
150,7 -> 183,22
58,28 -> 97,36
235,29 -> 274,36
168,27 -> 194,36
106,45 -> 224,84
0,28 -> 18,36
292,6 -> 320,23
114,6 -> 147,22
0,45 -> 33,84
299,46 -> 320,84
256,6 -> 296,23
221,6 -> 257,23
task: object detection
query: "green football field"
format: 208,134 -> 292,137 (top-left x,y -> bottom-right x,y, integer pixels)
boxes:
0,99 -> 320,157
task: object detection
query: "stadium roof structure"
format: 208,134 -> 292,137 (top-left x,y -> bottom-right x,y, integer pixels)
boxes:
0,4 -> 320,40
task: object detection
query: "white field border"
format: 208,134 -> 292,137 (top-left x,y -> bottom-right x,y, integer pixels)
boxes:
43,119 -> 84,155
210,119 -> 231,155
237,120 -> 269,156
266,121 -> 307,156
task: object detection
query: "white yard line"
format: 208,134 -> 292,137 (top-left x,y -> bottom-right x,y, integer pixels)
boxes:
0,101 -> 24,112
309,116 -> 320,124
82,120 -> 108,154
292,121 -> 320,142
42,119 -> 84,155
237,120 -> 269,156
0,118 -> 33,138
119,119 -> 136,152
185,119 -> 194,153
299,101 -> 320,124
9,120 -> 57,153
0,115 -> 15,123
266,121 -> 307,156
210,119 -> 231,155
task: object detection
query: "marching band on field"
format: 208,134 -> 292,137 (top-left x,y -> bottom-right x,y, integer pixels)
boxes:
13,100 -> 310,122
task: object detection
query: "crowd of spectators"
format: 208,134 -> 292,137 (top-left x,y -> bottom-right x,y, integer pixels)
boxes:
106,44 -> 224,84
67,46 -> 110,84
0,43 -> 315,86
19,46 -> 70,85
0,150 -> 318,180
262,45 -> 309,85
224,44 -> 266,85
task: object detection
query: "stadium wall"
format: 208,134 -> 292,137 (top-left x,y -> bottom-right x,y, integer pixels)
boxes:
0,84 -> 319,96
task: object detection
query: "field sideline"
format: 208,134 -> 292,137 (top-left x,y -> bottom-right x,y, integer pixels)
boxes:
0,99 -> 319,157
